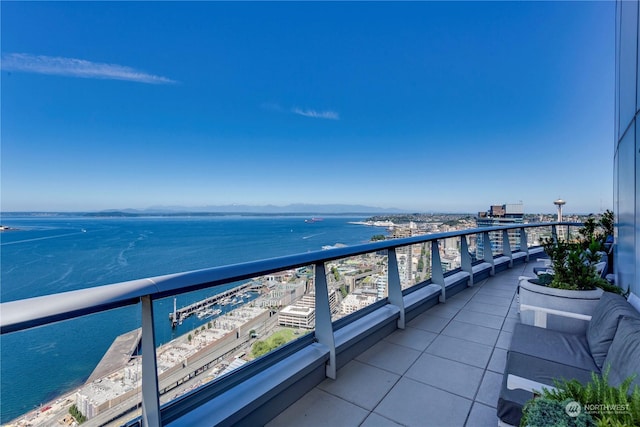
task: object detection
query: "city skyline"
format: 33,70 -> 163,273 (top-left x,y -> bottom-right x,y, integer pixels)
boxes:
2,2 -> 615,214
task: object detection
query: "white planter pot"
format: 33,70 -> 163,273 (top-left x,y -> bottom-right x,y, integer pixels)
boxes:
518,278 -> 604,334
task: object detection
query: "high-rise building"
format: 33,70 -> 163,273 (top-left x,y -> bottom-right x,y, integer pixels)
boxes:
614,0 -> 639,294
476,203 -> 524,259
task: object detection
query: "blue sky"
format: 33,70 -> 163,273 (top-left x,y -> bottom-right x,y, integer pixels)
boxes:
1,1 -> 615,214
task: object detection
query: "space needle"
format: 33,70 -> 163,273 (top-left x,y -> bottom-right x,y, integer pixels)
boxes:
554,198 -> 566,222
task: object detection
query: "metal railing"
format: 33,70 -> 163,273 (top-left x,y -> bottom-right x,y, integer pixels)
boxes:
0,221 -> 577,426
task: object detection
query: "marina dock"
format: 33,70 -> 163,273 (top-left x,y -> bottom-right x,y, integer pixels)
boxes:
169,281 -> 263,327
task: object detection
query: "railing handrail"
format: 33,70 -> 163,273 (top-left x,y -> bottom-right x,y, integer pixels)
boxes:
0,221 -> 576,334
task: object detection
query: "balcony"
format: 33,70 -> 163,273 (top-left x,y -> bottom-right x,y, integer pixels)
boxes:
2,222 -> 568,427
266,259 -> 526,427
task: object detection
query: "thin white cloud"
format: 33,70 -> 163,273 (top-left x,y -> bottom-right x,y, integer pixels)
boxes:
292,107 -> 339,120
1,53 -> 177,84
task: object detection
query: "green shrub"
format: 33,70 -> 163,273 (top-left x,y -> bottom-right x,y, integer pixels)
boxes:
521,397 -> 595,427
69,404 -> 87,424
251,329 -> 297,358
251,340 -> 270,357
541,239 -> 622,294
521,369 -> 640,427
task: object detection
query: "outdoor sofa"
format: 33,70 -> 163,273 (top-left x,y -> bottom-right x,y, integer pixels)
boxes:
497,291 -> 640,426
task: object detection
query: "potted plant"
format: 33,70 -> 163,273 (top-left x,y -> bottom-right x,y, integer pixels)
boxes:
536,239 -> 617,292
578,210 -> 614,251
519,237 -> 622,333
577,210 -> 615,275
520,370 -> 640,427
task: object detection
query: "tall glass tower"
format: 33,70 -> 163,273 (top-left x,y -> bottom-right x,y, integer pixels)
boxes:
614,0 -> 639,295
476,203 -> 524,260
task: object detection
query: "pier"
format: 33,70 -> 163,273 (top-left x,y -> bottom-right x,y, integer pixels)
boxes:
169,281 -> 263,327
87,328 -> 142,382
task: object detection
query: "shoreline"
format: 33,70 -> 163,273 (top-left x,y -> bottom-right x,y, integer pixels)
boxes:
348,220 -> 395,227
7,284 -> 279,426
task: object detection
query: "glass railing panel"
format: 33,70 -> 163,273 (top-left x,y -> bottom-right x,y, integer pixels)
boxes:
477,230 -> 500,260
411,242 -> 431,286
251,266 -> 314,358
566,225 -> 581,243
436,238 -> 460,274
392,242 -> 431,289
155,283 -> 254,407
474,229 -> 520,260
1,306 -> 143,427
468,231 -> 484,262
528,225 -> 553,248
461,234 -> 479,264
327,253 -> 386,322
152,269 -> 314,411
506,229 -> 522,253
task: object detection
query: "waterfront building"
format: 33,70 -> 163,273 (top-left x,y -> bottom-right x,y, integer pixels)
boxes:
278,289 -> 338,329
75,367 -> 140,420
278,305 -> 315,329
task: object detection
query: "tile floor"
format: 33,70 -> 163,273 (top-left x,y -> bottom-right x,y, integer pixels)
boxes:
267,260 -> 541,427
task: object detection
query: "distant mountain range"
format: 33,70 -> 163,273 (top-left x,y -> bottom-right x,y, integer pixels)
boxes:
104,204 -> 409,215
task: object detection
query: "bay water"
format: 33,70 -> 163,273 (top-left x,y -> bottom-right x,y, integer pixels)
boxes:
0,215 -> 381,423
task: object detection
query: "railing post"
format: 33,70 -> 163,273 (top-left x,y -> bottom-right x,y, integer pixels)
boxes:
314,262 -> 336,379
387,248 -> 405,329
520,227 -> 530,261
431,240 -> 446,302
551,225 -> 558,243
141,296 -> 161,427
502,229 -> 513,267
482,231 -> 495,275
460,236 -> 473,286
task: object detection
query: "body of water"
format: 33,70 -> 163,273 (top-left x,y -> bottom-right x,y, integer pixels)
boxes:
0,215 -> 383,423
